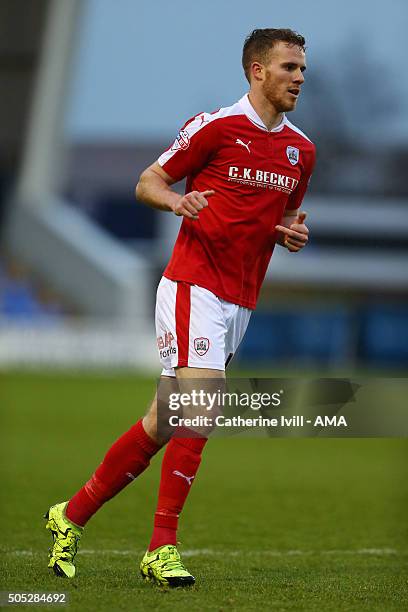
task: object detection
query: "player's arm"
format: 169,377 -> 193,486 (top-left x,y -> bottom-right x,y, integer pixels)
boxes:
136,162 -> 214,221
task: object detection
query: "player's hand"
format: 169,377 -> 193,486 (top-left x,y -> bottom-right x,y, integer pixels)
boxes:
172,190 -> 215,220
275,211 -> 309,252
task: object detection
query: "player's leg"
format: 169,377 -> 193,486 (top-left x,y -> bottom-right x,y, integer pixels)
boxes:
46,277 -> 177,578
64,396 -> 167,527
141,366 -> 224,587
141,300 -> 251,586
150,366 -> 223,546
145,299 -> 251,558
142,279 -> 228,586
45,382 -> 177,579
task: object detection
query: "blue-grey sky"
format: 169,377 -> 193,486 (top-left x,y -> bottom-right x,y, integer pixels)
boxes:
65,0 -> 408,145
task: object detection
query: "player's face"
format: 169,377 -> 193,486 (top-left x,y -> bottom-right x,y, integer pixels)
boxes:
261,42 -> 306,112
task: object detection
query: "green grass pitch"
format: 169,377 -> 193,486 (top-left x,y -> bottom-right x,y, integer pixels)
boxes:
1,372 -> 407,611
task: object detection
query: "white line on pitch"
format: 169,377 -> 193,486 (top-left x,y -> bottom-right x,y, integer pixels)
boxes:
6,548 -> 405,557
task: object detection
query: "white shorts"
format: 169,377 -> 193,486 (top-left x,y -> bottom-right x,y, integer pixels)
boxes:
155,277 -> 252,376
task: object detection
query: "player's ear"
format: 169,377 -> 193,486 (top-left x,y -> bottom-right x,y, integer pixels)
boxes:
250,61 -> 264,82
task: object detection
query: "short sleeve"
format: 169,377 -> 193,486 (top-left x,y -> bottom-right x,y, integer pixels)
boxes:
285,145 -> 316,211
158,113 -> 218,183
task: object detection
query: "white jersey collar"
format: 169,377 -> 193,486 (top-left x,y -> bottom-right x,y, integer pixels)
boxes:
239,93 -> 286,133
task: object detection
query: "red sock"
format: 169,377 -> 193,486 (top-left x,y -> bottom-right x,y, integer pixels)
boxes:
66,420 -> 160,527
149,428 -> 207,551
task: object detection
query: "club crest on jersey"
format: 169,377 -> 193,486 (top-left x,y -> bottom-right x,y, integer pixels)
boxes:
194,337 -> 210,356
171,129 -> 190,152
286,146 -> 299,165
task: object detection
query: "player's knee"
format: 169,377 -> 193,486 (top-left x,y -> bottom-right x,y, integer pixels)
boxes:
142,413 -> 158,441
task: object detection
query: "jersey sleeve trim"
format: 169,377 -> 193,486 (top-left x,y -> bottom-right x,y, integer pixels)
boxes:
158,112 -> 217,167
158,103 -> 245,167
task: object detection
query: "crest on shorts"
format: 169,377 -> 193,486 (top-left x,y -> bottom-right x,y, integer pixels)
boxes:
171,129 -> 190,151
194,337 -> 210,356
286,146 -> 299,165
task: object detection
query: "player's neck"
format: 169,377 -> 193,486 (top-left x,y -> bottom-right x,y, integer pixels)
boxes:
247,91 -> 284,131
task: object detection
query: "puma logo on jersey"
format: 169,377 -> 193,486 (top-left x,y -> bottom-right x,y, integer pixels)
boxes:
173,470 -> 195,486
236,138 -> 251,153
198,113 -> 209,126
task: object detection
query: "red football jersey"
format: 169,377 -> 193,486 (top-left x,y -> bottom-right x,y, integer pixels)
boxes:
159,94 -> 316,310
